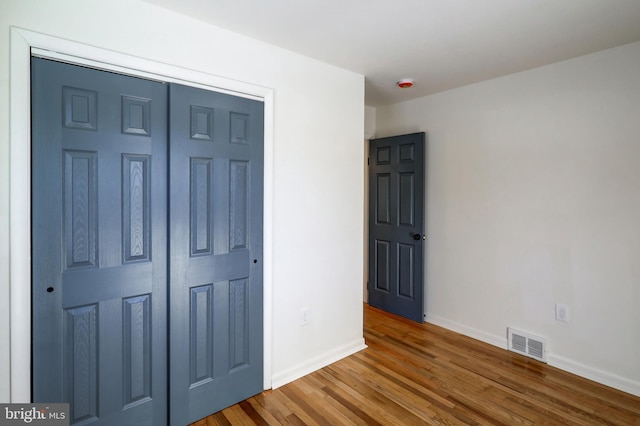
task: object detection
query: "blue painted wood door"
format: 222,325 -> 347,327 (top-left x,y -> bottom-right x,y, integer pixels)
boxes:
168,84 -> 264,425
31,58 -> 264,425
31,58 -> 169,425
368,133 -> 425,322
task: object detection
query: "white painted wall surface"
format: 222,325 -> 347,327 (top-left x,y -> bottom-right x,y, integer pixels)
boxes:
376,41 -> 640,396
0,0 -> 365,401
364,105 -> 376,140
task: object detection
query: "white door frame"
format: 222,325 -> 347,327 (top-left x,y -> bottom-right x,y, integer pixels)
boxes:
9,27 -> 274,402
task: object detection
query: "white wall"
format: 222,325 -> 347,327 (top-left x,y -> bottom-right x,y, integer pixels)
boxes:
0,0 -> 365,401
376,41 -> 640,396
364,106 -> 376,140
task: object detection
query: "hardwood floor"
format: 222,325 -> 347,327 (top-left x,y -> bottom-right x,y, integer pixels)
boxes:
191,304 -> 640,425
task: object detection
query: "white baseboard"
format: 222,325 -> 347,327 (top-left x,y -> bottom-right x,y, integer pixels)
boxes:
426,314 -> 508,349
425,314 -> 640,398
270,338 -> 367,389
548,354 -> 640,397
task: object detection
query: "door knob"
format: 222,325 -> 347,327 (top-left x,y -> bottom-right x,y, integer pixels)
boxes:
413,233 -> 421,241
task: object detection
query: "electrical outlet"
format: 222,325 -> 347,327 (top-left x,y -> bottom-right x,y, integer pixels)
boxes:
300,307 -> 310,326
555,303 -> 569,323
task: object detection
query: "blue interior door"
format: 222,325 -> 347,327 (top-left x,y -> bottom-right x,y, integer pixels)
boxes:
31,58 -> 168,425
32,58 -> 264,425
368,132 -> 425,323
168,84 -> 264,425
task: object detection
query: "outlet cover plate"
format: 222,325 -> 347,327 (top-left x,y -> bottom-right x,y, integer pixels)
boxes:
300,307 -> 310,326
555,303 -> 569,322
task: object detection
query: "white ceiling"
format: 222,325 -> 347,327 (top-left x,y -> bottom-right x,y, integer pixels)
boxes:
142,0 -> 640,107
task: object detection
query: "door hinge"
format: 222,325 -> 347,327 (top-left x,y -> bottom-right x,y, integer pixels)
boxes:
367,157 -> 370,165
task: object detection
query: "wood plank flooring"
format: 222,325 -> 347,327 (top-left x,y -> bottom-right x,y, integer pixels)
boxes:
191,304 -> 640,425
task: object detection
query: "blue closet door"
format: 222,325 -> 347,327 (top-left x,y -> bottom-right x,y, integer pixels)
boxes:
32,58 -> 168,425
168,83 -> 264,425
32,58 -> 264,425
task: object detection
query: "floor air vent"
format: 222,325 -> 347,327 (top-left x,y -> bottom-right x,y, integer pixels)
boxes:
507,328 -> 547,362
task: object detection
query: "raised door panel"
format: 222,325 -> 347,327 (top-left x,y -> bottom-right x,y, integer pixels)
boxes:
375,174 -> 391,225
63,305 -> 99,424
123,295 -> 152,407
398,172 -> 415,227
122,155 -> 151,262
374,240 -> 391,292
190,158 -> 213,256
190,284 -> 214,385
63,151 -> 98,269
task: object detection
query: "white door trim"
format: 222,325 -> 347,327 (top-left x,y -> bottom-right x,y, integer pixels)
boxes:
9,26 -> 274,402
